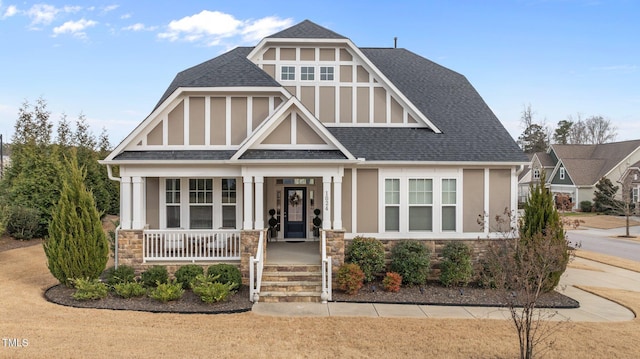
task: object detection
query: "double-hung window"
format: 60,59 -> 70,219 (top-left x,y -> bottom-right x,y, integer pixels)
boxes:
301,66 -> 314,80
221,179 -> 237,228
320,66 -> 334,80
409,179 -> 433,231
441,179 -> 457,231
632,187 -> 639,204
559,168 -> 565,180
165,179 -> 181,228
189,179 -> 213,229
281,66 -> 295,81
385,179 -> 400,231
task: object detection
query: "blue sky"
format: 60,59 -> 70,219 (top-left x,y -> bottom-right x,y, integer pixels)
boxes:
1,0 -> 638,146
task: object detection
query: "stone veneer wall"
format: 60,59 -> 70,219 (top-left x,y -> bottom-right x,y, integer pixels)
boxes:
322,230 -> 345,274
117,230 -> 144,271
240,229 -> 268,285
344,238 -> 498,280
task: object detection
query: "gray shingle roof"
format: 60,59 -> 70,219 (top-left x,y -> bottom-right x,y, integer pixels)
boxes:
357,48 -> 527,162
551,140 -> 640,185
153,47 -> 279,111
267,19 -> 346,39
114,150 -> 236,161
240,150 -> 347,160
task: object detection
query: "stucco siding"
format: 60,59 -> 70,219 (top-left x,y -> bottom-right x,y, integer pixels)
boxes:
356,169 -> 378,233
342,169 -> 352,232
463,169 -> 484,232
252,97 -> 270,131
146,178 -> 159,229
189,97 -> 205,145
210,97 -> 226,145
340,87 -> 352,123
167,100 -> 184,145
263,114 -> 291,144
230,97 -> 247,145
147,122 -> 163,145
319,86 -> 335,123
356,87 -> 369,123
489,169 -> 511,219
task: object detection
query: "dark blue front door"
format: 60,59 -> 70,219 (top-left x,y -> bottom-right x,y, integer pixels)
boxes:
284,187 -> 306,238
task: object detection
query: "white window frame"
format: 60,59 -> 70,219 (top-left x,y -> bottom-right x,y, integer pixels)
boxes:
379,169 -> 461,236
559,167 -> 565,180
165,178 -> 181,228
632,187 -> 639,204
188,178 -> 214,229
320,66 -> 334,81
221,178 -> 237,228
441,178 -> 457,232
408,178 -> 433,232
300,66 -> 315,81
384,178 -> 400,232
281,66 -> 295,81
533,168 -> 540,180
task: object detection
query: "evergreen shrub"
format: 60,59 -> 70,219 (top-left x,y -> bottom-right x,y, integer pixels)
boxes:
439,242 -> 474,287
174,264 -> 204,289
337,263 -> 365,295
148,280 -> 184,302
345,236 -> 385,282
105,265 -> 136,286
72,278 -> 109,300
5,206 -> 40,240
113,282 -> 146,298
390,240 -> 431,285
140,265 -> 168,288
207,264 -> 242,286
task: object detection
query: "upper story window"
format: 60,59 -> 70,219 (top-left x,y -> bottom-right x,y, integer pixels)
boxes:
189,179 -> 213,229
320,66 -> 334,80
533,169 -> 540,180
559,167 -> 565,180
281,66 -> 295,81
301,66 -> 315,80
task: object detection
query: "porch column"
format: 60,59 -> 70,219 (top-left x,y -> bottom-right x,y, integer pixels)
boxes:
254,176 -> 264,229
121,176 -> 132,230
333,176 -> 343,229
243,176 -> 253,230
322,175 -> 331,229
132,176 -> 144,230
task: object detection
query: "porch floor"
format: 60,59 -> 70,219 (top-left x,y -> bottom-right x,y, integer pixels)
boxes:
266,241 -> 321,265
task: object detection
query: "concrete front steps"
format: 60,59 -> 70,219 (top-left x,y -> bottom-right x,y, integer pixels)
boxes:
258,264 -> 323,303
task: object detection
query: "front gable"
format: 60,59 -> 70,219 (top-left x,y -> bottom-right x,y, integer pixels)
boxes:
232,97 -> 355,160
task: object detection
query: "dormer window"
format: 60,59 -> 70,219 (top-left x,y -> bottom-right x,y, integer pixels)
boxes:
320,66 -> 334,80
301,66 -> 315,80
559,167 -> 565,180
533,169 -> 540,180
281,66 -> 295,81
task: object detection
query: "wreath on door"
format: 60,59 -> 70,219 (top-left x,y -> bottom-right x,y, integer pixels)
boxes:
289,192 -> 301,207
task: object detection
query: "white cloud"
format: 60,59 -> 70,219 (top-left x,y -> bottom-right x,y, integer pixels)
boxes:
2,4 -> 18,18
123,23 -> 156,32
53,18 -> 98,39
63,5 -> 81,13
241,16 -> 293,42
120,13 -> 131,19
159,11 -> 293,47
102,4 -> 118,13
27,3 -> 59,26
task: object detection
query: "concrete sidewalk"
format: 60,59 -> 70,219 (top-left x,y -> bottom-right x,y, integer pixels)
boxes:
252,257 -> 637,322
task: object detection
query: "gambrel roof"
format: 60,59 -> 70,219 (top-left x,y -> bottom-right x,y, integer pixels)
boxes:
106,20 -> 527,164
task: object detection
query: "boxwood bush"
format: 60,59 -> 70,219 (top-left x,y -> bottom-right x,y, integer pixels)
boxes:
207,264 -> 242,286
105,265 -> 136,286
390,240 -> 431,285
439,242 -> 474,287
140,265 -> 168,288
345,236 -> 385,282
174,264 -> 204,289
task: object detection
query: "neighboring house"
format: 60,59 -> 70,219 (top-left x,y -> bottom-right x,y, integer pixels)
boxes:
102,20 -> 527,300
620,160 -> 640,213
518,151 -> 555,205
522,140 -> 640,210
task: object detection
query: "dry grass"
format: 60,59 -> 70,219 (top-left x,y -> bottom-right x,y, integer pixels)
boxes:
576,250 -> 640,273
570,214 -> 640,230
1,245 -> 640,358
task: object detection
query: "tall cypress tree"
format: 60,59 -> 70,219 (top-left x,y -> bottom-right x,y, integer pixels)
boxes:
519,171 -> 568,291
44,151 -> 109,286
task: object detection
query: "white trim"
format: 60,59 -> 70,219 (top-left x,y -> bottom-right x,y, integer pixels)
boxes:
132,176 -> 144,230
183,97 -> 189,145
323,176 -> 331,229
225,97 -> 231,146
333,176 -> 343,229
351,168 -> 357,233
243,176 -> 253,230
204,96 -> 211,145
484,168 -> 490,234
254,176 -> 265,229
121,176 -> 132,230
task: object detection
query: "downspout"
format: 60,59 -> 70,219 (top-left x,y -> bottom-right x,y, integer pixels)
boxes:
106,164 -> 121,268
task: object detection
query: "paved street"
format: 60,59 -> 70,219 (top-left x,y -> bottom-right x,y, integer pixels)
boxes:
567,223 -> 640,262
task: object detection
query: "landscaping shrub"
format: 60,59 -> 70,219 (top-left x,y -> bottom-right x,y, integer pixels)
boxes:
72,278 -> 109,300
439,242 -> 474,287
191,274 -> 237,304
580,200 -> 593,213
337,263 -> 365,295
345,236 -> 385,282
105,265 -> 136,286
175,264 -> 204,289
140,265 -> 168,288
5,205 -> 40,240
148,280 -> 184,302
390,240 -> 431,285
113,282 -> 146,298
207,264 -> 242,286
382,272 -> 402,292
44,155 -> 109,286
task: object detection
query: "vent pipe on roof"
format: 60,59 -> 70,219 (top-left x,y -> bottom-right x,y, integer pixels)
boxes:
394,37 -> 398,48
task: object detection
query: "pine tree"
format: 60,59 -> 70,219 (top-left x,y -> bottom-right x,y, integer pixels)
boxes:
44,152 -> 109,286
519,171 -> 568,291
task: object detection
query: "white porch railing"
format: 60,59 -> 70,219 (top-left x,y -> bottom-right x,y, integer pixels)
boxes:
321,230 -> 332,303
249,231 -> 265,302
143,229 -> 241,262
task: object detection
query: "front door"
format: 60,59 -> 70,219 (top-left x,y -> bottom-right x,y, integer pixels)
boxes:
284,187 -> 306,238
